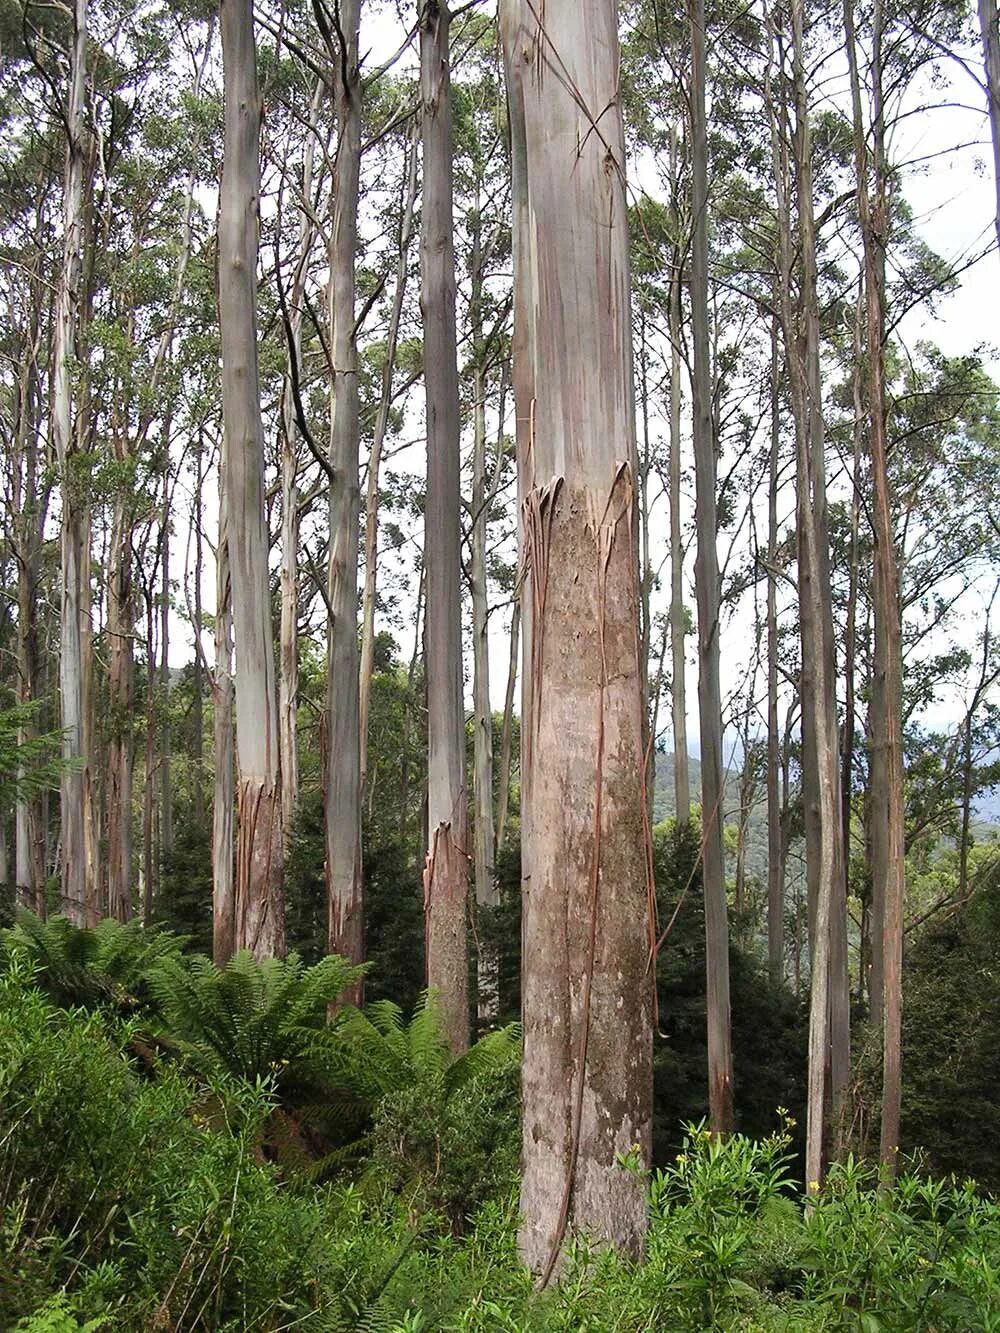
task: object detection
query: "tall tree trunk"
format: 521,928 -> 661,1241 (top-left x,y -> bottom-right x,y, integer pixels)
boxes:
360,127 -> 419,793
159,446 -> 173,861
690,0 -> 734,1135
219,0 -> 284,957
791,0 -> 849,1178
469,202 -> 498,1026
325,0 -> 364,995
978,0 -> 1000,254
278,81 -> 321,848
766,311 -> 783,985
501,0 -> 654,1275
54,0 -> 92,925
668,212 -> 690,822
106,472 -> 134,921
420,0 -> 469,1056
212,468 -> 236,963
13,270 -> 45,915
142,586 -> 157,926
845,0 -> 903,1176
192,433 -> 206,830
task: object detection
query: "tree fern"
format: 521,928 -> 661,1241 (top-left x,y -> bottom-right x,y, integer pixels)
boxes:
1,912 -> 185,1012
147,949 -> 366,1087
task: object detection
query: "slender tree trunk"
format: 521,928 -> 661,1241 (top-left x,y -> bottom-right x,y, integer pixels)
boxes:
502,0 -> 654,1274
106,473 -> 134,922
325,0 -> 364,994
845,0 -> 903,1175
53,0 -> 92,925
690,0 -> 734,1135
978,0 -> 1000,254
766,312 -> 783,985
469,205 -> 498,1025
219,0 -> 284,957
495,599 -> 519,857
212,467 -> 236,963
360,128 -> 419,791
794,0 -> 849,1175
420,0 -> 469,1055
159,444 -> 173,861
278,82 -> 321,848
142,587 -> 157,927
192,434 -> 206,830
668,227 -> 690,822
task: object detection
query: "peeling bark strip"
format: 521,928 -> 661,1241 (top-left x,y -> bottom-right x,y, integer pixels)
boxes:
502,0 -> 653,1275
219,0 -> 285,958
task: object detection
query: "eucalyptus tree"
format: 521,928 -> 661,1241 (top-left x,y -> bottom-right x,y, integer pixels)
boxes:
420,0 -> 469,1055
502,0 -> 653,1275
218,0 -> 285,957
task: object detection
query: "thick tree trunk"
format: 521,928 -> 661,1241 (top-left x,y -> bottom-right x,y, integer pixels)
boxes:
360,128 -> 418,793
690,0 -> 734,1135
219,0 -> 284,957
142,591 -> 157,927
53,0 -> 92,925
420,0 -> 469,1056
192,435 -> 206,830
325,0 -> 364,994
502,0 -> 654,1275
212,470 -> 236,964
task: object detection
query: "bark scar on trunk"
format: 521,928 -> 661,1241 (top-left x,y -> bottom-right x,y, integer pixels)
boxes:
537,460 -> 646,1289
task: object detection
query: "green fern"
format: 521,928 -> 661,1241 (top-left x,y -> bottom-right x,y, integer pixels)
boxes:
328,991 -> 519,1105
147,949 -> 366,1087
1,911 -> 185,1012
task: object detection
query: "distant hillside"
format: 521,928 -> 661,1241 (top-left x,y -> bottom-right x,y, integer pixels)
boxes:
653,752 -> 770,887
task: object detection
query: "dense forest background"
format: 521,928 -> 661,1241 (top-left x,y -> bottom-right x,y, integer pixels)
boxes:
5,0 -> 1000,1325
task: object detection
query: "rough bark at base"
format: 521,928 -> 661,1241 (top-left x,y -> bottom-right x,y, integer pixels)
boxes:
423,823 -> 470,1054
235,776 -> 284,958
517,481 -> 653,1272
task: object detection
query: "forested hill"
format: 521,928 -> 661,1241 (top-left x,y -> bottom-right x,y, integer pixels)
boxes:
653,752 -> 770,886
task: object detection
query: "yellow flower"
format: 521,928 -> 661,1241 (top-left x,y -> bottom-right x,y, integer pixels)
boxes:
808,1180 -> 820,1193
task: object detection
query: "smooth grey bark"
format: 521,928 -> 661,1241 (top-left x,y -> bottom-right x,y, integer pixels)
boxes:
502,0 -> 654,1275
420,0 -> 469,1056
219,0 -> 284,957
53,0 -> 92,925
790,0 -> 849,1182
159,449 -> 173,862
325,0 -> 364,998
690,0 -> 734,1135
979,0 -> 1000,254
360,127 -> 418,794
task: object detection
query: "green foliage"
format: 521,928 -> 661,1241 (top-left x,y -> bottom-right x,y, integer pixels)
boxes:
5,956 -> 1000,1333
897,855 -> 1000,1190
147,947 -> 365,1087
1,911 -> 186,1012
340,994 -> 521,1224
